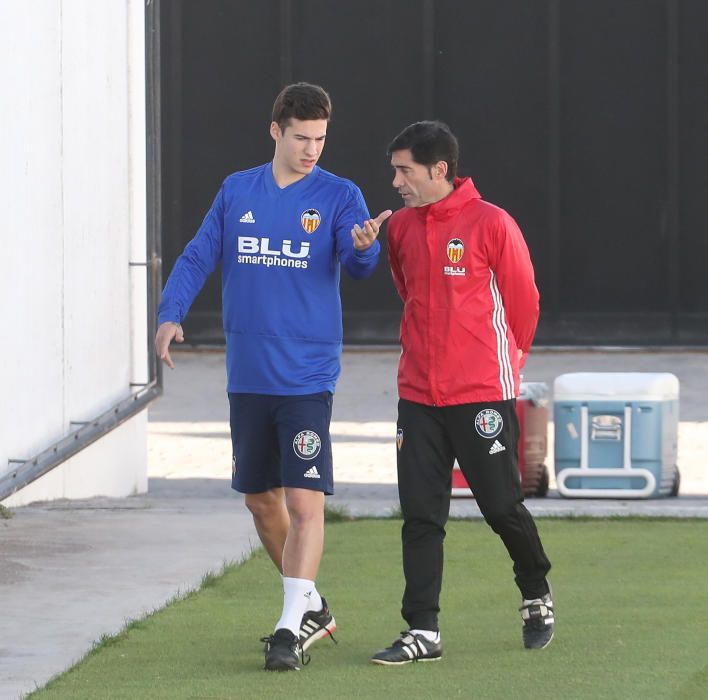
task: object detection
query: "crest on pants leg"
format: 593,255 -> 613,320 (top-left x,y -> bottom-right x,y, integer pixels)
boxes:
474,409 -> 503,439
396,428 -> 404,451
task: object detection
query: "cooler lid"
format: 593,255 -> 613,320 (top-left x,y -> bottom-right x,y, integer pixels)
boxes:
553,372 -> 679,401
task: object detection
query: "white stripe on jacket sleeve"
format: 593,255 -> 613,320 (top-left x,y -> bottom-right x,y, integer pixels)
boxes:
489,269 -> 515,400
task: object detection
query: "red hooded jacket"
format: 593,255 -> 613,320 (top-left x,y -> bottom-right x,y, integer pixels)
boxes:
387,177 -> 539,406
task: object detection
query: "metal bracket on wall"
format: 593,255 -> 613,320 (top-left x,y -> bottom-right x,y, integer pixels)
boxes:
0,383 -> 161,501
129,255 -> 161,269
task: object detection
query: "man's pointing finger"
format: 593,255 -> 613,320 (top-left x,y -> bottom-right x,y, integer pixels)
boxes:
373,209 -> 393,226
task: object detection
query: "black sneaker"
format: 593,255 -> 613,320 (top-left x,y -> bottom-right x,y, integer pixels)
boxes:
520,593 -> 555,649
261,628 -> 309,671
299,597 -> 337,651
370,631 -> 442,665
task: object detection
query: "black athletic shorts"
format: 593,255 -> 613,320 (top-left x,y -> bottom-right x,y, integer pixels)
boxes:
228,392 -> 334,494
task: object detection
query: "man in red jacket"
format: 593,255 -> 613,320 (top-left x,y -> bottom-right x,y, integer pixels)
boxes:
371,121 -> 554,665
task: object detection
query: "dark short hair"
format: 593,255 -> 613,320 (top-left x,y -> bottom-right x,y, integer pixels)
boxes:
387,121 -> 459,182
272,82 -> 332,131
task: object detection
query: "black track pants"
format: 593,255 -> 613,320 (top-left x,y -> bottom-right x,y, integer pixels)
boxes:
397,398 -> 552,631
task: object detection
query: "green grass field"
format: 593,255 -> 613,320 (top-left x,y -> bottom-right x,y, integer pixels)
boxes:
30,519 -> 708,700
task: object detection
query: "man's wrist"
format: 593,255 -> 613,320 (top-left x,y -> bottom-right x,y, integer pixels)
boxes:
354,242 -> 377,257
158,314 -> 181,326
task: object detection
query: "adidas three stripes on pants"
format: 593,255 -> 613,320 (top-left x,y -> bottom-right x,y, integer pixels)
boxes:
396,398 -> 552,631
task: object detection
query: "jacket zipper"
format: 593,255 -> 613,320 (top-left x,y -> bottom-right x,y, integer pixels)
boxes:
426,211 -> 438,406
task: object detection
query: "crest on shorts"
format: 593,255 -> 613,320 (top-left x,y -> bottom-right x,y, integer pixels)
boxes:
293,430 -> 321,460
301,209 -> 321,233
474,409 -> 503,439
231,454 -> 237,477
396,428 -> 404,451
447,238 -> 464,263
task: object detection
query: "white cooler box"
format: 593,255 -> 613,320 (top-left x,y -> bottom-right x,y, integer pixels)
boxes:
553,372 -> 680,498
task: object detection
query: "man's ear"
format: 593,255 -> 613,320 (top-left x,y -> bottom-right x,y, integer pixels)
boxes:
270,121 -> 282,142
434,160 -> 449,181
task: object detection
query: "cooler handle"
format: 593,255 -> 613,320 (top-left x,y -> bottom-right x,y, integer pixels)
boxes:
580,405 -> 632,470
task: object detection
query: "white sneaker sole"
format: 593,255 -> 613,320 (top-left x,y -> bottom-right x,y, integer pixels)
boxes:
300,617 -> 336,651
370,655 -> 442,666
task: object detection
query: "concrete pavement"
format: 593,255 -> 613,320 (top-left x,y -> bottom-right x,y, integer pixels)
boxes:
2,348 -> 707,698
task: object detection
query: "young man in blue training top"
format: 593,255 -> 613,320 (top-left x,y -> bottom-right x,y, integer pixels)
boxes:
155,82 -> 391,672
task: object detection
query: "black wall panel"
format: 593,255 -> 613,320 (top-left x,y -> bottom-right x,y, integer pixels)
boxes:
158,0 -> 708,346
678,0 -> 708,339
559,0 -> 667,312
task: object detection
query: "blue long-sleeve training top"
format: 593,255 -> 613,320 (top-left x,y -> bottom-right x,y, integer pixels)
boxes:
158,163 -> 380,395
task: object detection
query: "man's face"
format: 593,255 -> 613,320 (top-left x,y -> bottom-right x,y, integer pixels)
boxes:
390,149 -> 449,208
271,118 -> 327,177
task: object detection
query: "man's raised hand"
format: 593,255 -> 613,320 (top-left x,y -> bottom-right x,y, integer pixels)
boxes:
351,209 -> 393,250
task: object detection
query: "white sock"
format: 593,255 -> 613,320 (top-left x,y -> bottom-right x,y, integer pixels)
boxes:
275,577 -> 316,636
280,575 -> 322,613
409,629 -> 440,643
305,586 -> 322,613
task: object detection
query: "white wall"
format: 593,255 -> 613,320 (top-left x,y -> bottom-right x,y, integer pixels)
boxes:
0,0 -> 148,507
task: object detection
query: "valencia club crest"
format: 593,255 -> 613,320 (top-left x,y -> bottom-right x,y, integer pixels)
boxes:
301,209 -> 321,233
447,238 -> 464,263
